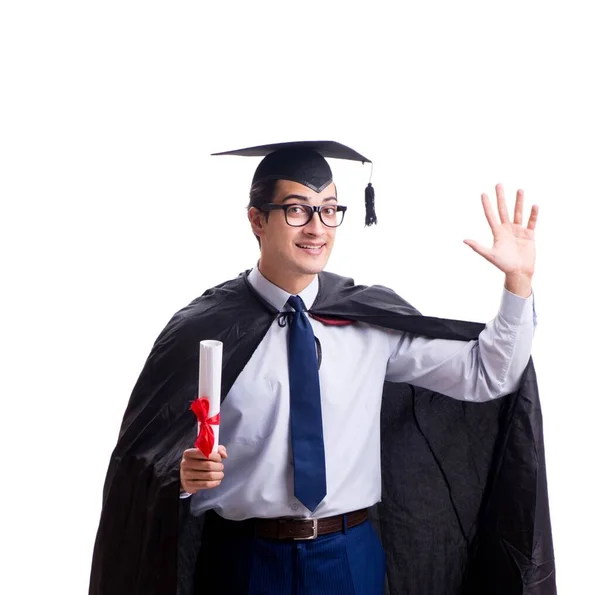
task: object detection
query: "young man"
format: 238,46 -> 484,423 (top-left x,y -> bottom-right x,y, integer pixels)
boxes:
89,142 -> 555,595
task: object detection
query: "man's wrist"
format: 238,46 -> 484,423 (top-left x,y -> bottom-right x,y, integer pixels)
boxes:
504,272 -> 533,298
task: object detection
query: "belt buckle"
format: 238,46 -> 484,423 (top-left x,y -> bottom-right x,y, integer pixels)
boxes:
293,518 -> 318,540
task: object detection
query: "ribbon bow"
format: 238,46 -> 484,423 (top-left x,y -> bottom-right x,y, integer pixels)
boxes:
190,397 -> 221,458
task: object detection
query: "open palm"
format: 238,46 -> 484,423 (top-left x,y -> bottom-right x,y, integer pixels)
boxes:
464,184 -> 538,277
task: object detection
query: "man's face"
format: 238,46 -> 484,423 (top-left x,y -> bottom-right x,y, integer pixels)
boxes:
250,180 -> 339,278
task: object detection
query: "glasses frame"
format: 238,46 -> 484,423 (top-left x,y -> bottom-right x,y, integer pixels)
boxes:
261,203 -> 348,228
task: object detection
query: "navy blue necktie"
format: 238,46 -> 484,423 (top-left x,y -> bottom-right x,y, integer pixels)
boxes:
287,295 -> 327,512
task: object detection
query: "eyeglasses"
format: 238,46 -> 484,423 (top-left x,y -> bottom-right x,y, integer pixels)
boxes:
261,203 -> 347,228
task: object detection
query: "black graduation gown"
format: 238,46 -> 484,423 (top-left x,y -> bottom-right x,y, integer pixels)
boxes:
89,271 -> 556,595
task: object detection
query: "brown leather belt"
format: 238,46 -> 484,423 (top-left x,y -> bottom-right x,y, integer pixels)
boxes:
211,508 -> 369,541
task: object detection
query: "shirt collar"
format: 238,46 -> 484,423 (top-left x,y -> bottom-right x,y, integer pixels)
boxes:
247,266 -> 319,311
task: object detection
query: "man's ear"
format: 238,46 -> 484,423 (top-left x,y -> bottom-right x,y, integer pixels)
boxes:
248,207 -> 266,238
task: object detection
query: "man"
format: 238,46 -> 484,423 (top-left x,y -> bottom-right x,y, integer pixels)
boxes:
89,142 -> 555,595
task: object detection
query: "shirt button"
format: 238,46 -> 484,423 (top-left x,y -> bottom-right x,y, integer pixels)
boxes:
291,503 -> 300,511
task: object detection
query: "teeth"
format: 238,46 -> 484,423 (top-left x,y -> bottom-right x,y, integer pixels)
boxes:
298,245 -> 323,249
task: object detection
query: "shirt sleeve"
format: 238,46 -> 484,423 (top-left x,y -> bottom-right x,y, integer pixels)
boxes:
384,288 -> 536,401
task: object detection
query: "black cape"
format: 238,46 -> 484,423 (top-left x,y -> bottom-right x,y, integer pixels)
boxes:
89,271 -> 556,595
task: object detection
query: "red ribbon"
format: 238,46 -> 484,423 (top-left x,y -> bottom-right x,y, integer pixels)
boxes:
190,397 -> 221,458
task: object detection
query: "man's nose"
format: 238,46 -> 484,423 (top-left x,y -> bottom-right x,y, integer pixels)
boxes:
302,209 -> 326,235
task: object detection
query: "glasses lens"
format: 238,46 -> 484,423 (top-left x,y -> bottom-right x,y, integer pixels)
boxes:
319,205 -> 344,227
285,205 -> 312,226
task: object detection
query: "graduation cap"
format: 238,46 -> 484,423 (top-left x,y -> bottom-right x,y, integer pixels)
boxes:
212,141 -> 377,226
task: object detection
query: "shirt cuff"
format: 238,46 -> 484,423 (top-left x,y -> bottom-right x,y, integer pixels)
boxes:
498,287 -> 535,325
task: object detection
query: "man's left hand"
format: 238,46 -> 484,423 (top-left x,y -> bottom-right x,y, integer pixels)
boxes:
464,183 -> 538,298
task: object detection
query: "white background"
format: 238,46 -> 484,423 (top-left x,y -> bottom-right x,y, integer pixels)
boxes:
1,1 -> 598,593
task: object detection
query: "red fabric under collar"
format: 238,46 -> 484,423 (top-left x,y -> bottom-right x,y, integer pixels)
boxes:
309,313 -> 356,326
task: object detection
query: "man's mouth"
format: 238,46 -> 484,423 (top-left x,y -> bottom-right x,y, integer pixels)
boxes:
296,243 -> 326,254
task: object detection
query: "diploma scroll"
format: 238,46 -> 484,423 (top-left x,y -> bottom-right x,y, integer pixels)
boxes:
190,340 -> 223,458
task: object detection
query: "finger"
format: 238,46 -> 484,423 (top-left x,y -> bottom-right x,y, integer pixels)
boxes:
182,460 -> 224,473
185,470 -> 225,482
207,451 -> 223,463
183,479 -> 222,493
218,445 -> 228,459
513,189 -> 524,225
183,448 -> 207,460
481,194 -> 500,233
526,204 -> 539,230
183,448 -> 222,463
496,183 -> 510,224
463,239 -> 493,261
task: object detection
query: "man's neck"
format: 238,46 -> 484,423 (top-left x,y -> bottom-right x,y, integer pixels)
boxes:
257,262 -> 316,296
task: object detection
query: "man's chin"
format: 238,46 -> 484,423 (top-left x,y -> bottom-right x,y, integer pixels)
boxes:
300,263 -> 328,276
292,258 -> 328,276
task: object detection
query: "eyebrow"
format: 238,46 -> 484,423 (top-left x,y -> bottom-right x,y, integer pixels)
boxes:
281,194 -> 338,203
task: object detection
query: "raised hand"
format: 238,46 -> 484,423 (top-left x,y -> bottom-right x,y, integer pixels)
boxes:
464,183 -> 538,297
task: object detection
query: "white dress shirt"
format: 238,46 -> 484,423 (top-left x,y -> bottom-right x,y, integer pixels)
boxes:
189,268 -> 536,520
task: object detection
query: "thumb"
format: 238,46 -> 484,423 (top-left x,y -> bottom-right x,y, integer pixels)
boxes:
207,451 -> 223,463
463,239 -> 491,260
217,445 -> 228,459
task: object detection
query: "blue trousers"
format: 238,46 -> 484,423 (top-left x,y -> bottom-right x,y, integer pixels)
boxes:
197,515 -> 386,594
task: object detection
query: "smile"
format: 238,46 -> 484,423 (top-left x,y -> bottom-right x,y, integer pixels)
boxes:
296,243 -> 326,254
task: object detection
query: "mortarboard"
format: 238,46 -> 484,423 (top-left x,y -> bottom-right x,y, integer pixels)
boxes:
212,140 -> 377,226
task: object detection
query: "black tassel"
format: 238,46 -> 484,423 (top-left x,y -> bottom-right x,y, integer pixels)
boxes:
364,182 -> 377,226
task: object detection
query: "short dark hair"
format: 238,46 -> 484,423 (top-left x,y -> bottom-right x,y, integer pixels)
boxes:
247,179 -> 279,246
247,178 -> 279,212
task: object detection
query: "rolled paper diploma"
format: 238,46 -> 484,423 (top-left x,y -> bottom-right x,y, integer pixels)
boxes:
191,340 -> 223,458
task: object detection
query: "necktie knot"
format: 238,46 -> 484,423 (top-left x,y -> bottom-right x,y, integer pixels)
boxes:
287,295 -> 307,313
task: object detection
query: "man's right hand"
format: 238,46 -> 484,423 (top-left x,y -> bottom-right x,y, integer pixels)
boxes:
180,445 -> 228,494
